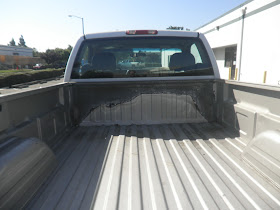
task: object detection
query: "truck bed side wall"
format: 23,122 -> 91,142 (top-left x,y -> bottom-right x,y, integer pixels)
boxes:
217,80 -> 280,140
0,84 -> 74,147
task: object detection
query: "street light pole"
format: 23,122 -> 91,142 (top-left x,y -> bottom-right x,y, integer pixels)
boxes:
81,18 -> 84,36
68,15 -> 85,37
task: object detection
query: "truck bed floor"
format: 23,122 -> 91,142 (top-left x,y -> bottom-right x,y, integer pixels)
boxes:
26,123 -> 280,210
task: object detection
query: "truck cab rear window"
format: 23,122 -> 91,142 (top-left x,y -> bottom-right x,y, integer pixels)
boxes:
71,37 -> 214,79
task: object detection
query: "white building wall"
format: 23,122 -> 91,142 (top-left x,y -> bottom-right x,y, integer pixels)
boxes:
0,45 -> 33,57
240,4 -> 280,84
196,0 -> 280,86
205,21 -> 241,49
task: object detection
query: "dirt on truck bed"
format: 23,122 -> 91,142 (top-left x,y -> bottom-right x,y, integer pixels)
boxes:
26,123 -> 280,210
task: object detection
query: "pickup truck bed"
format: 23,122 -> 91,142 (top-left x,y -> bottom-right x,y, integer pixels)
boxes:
2,31 -> 280,209
26,122 -> 280,210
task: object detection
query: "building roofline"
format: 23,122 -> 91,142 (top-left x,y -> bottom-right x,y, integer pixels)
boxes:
0,44 -> 32,50
194,0 -> 254,31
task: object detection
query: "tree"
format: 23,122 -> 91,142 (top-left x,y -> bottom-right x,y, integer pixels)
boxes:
56,48 -> 70,62
40,49 -> 61,64
8,38 -> 16,46
18,35 -> 27,47
32,48 -> 40,57
67,45 -> 73,52
40,46 -> 72,65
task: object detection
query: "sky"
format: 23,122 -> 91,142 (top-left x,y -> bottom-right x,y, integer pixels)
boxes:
0,0 -> 247,52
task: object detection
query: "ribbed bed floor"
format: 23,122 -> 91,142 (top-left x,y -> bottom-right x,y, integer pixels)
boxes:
26,123 -> 280,210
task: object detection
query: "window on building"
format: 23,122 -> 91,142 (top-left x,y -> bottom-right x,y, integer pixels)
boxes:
13,52 -> 19,55
224,46 -> 236,67
225,46 -> 237,80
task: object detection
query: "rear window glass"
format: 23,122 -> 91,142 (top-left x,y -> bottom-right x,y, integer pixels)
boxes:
71,37 -> 213,79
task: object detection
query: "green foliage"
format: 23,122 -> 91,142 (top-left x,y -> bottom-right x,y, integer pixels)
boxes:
18,35 -> 27,47
0,69 -> 33,74
67,45 -> 73,52
40,46 -> 73,65
0,68 -> 64,88
40,49 -> 60,64
8,38 -> 16,46
0,63 -> 10,70
32,48 -> 40,57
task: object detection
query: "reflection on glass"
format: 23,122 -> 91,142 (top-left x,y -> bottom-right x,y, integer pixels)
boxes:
71,37 -> 214,79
